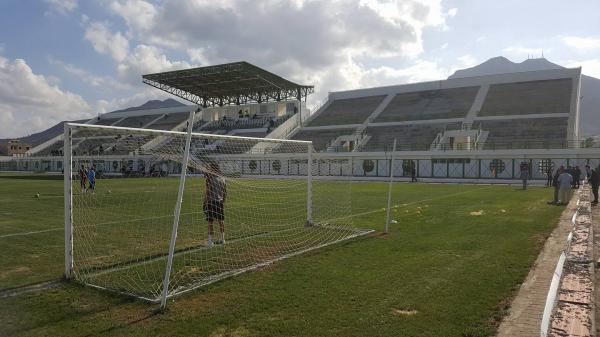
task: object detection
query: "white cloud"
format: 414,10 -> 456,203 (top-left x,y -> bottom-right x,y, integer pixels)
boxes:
105,0 -> 451,106
48,57 -> 131,90
82,13 -> 191,87
355,60 -> 449,88
84,21 -> 130,62
44,0 -> 78,15
565,59 -> 600,78
0,55 -> 91,138
117,44 -> 192,85
111,0 -> 448,65
562,36 -> 600,53
109,0 -> 157,34
187,48 -> 212,66
447,7 -> 458,17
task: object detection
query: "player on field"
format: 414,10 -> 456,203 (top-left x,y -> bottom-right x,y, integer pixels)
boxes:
79,165 -> 88,192
87,166 -> 96,194
203,162 -> 227,246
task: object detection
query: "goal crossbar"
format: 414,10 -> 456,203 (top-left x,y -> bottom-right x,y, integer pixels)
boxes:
65,122 -> 312,144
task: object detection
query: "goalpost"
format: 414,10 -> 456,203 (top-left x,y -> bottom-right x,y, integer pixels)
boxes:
63,114 -> 371,308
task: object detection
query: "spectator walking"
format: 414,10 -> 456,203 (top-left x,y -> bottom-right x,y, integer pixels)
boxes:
591,168 -> 600,205
574,166 -> 581,188
557,168 -> 573,205
585,165 -> 592,181
566,166 -> 575,189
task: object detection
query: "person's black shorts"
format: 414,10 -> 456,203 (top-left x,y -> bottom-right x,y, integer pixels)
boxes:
204,199 -> 224,222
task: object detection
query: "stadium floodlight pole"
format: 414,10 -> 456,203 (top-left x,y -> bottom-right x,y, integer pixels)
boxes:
63,124 -> 73,279
306,145 -> 313,226
385,138 -> 397,233
160,109 -> 196,310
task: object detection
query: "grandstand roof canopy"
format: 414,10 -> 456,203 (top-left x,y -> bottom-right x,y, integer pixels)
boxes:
142,61 -> 314,108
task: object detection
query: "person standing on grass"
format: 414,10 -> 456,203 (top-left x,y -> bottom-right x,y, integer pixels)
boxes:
520,161 -> 529,190
557,168 -> 573,205
590,168 -> 600,205
410,161 -> 417,182
546,166 -> 553,187
550,166 -> 563,205
87,166 -> 96,194
79,165 -> 88,193
203,162 -> 227,246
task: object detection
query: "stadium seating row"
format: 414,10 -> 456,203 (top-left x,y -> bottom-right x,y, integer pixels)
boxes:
307,95 -> 386,127
290,128 -> 357,151
363,123 -> 463,151
145,112 -> 189,130
479,79 -> 572,116
473,117 -> 568,149
374,87 -> 479,123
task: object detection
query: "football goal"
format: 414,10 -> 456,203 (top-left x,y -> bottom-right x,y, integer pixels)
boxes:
63,114 -> 371,308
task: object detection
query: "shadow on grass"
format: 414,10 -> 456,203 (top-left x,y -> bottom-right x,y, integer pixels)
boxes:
86,311 -> 159,336
1,281 -> 156,337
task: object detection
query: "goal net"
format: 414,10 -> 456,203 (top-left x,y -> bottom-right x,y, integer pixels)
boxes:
63,120 -> 371,305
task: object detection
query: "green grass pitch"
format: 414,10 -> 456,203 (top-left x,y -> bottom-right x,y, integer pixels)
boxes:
0,173 -> 564,337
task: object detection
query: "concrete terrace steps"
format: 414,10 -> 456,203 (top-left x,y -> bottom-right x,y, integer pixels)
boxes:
306,95 -> 387,127
480,78 -> 573,117
373,86 -> 479,123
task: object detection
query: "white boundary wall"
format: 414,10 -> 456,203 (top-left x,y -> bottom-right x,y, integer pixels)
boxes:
6,146 -> 600,182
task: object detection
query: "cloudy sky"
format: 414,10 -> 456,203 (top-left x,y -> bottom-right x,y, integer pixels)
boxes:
1,0 -> 599,138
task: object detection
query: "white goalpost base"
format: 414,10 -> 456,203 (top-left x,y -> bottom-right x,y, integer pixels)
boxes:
63,120 -> 371,308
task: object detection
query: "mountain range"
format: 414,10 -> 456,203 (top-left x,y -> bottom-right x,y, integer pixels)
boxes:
0,99 -> 185,155
110,98 -> 185,113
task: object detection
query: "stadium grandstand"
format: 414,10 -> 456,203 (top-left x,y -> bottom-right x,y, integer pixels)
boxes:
1,62 -> 596,182
294,68 -> 580,153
